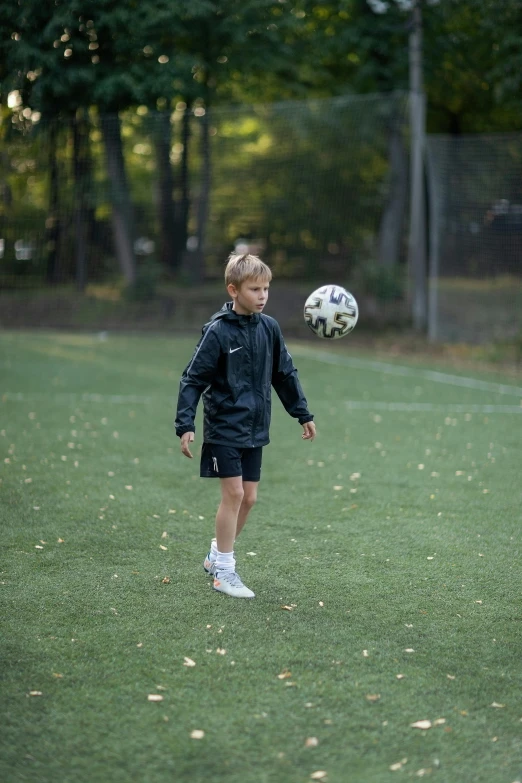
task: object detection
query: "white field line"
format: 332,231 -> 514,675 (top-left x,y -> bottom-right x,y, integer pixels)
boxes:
344,401 -> 522,414
2,391 -> 522,415
291,346 -> 522,398
2,392 -> 157,404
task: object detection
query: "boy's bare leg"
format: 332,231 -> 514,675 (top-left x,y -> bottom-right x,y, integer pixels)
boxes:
215,476 -> 244,553
235,480 -> 259,538
212,475 -> 255,597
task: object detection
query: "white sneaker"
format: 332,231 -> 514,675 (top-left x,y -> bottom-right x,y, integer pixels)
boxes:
213,570 -> 255,599
203,553 -> 217,576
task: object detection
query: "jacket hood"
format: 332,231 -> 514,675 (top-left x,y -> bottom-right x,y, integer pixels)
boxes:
206,301 -> 260,327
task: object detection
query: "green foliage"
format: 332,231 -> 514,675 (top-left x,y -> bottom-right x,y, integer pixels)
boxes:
2,0 -> 522,130
357,261 -> 405,301
123,259 -> 162,301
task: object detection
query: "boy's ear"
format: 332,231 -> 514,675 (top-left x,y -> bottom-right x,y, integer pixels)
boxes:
227,283 -> 238,299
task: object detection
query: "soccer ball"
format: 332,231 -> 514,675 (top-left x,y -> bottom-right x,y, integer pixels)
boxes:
304,284 -> 358,339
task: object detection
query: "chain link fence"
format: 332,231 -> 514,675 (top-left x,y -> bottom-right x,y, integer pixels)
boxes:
426,133 -> 522,343
0,93 -> 408,293
1,96 -> 522,343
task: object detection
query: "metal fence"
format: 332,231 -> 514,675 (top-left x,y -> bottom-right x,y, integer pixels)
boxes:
2,97 -> 522,343
0,93 -> 408,291
426,134 -> 522,343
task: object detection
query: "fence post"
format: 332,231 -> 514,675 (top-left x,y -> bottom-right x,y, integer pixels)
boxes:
426,140 -> 440,342
408,0 -> 427,331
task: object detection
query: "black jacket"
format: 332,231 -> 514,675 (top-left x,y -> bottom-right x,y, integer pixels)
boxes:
175,302 -> 313,448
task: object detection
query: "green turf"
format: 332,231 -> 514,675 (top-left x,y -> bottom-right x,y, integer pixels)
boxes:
1,330 -> 521,783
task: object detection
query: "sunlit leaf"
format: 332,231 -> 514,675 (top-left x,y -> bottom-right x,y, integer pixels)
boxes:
389,758 -> 407,771
410,720 -> 432,730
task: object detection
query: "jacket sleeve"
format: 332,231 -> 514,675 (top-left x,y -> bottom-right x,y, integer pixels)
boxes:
271,323 -> 313,424
175,324 -> 220,437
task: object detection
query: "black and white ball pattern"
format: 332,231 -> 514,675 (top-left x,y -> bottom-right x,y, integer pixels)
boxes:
304,285 -> 358,339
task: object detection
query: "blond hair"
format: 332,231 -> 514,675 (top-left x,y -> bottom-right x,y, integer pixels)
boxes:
225,253 -> 272,288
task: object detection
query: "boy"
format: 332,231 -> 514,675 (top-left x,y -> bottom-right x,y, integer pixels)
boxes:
175,253 -> 316,599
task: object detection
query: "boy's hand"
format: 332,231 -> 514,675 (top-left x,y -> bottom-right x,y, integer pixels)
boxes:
180,431 -> 195,458
301,421 -> 316,441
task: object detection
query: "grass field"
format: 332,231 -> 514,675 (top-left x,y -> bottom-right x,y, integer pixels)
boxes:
1,330 -> 521,783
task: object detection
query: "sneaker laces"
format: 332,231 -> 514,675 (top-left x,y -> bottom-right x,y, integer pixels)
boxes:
217,570 -> 243,587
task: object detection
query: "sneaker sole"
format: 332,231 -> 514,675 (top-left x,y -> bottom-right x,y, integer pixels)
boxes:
213,581 -> 255,599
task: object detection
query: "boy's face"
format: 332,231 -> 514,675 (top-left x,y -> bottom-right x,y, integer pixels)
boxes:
228,277 -> 270,316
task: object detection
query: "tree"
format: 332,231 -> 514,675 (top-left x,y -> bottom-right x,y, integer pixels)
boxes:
2,0 -> 189,286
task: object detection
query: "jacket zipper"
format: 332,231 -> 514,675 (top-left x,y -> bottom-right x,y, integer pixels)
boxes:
249,320 -> 259,447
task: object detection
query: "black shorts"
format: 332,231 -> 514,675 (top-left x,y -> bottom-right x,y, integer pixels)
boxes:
200,443 -> 263,482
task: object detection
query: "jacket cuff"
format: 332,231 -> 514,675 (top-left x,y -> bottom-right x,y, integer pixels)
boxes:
176,426 -> 195,438
298,414 -> 314,425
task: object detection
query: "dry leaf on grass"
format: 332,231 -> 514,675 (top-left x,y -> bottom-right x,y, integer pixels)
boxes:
366,694 -> 381,702
305,737 -> 319,748
389,758 -> 408,771
183,657 -> 196,667
190,730 -> 205,739
161,577 -> 171,584
28,691 -> 43,697
410,720 -> 432,730
491,702 -> 505,708
147,694 -> 163,702
277,670 -> 292,679
310,772 -> 327,781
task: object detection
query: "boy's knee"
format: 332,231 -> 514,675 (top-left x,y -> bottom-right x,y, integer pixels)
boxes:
223,484 -> 244,505
243,490 -> 257,509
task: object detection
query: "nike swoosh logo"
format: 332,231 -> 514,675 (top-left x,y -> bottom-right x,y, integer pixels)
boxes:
229,346 -> 243,354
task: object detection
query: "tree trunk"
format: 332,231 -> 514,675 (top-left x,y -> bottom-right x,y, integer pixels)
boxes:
100,113 -> 136,285
174,102 -> 191,268
0,151 -> 12,276
72,111 -> 92,291
45,122 -> 61,284
191,106 -> 210,283
378,117 -> 408,268
154,111 -> 177,272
